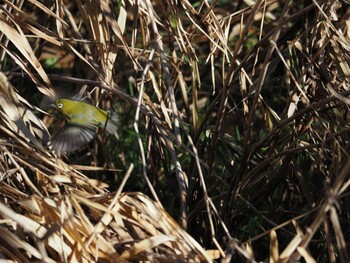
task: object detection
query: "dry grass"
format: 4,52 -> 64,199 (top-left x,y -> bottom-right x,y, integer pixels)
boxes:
0,0 -> 350,262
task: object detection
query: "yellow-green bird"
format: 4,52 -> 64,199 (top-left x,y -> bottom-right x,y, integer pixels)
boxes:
49,99 -> 117,153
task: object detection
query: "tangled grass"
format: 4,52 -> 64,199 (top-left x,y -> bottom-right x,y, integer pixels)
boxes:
0,0 -> 350,262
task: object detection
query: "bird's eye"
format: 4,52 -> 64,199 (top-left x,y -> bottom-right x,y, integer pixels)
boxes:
57,103 -> 63,109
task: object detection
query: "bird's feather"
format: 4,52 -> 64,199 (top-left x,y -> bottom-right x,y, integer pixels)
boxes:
48,124 -> 96,153
104,111 -> 118,135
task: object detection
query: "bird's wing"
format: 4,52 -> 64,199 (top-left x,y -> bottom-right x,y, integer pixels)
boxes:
48,124 -> 97,153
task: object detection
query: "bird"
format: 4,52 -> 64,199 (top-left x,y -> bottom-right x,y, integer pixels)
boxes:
48,99 -> 117,153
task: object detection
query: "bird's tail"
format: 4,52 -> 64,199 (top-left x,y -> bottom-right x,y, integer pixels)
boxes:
105,111 -> 118,135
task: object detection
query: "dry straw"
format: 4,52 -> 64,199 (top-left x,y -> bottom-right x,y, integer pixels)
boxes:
1,0 -> 350,262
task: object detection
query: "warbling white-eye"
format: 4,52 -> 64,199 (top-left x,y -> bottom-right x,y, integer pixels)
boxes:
49,99 -> 117,153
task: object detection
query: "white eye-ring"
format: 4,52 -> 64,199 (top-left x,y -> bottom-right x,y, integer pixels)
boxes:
57,103 -> 63,109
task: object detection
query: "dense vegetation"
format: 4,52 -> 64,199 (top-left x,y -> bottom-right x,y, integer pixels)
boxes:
0,0 -> 349,262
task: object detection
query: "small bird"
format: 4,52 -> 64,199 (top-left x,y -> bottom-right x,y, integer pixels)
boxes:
49,99 -> 117,153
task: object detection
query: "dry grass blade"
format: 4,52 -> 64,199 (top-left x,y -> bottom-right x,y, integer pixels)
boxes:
98,0 -> 141,70
0,73 -> 49,147
116,193 -> 213,262
0,11 -> 55,97
3,0 -> 63,46
120,235 -> 176,259
269,230 -> 279,263
329,206 -> 349,262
